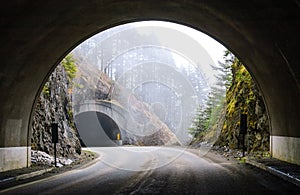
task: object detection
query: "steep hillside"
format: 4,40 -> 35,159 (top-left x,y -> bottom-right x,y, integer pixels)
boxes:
216,58 -> 270,153
72,58 -> 181,146
31,56 -> 81,158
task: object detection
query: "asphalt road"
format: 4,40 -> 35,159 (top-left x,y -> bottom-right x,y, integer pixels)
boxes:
1,146 -> 299,194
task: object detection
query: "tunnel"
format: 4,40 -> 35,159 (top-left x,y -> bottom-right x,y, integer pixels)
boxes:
75,112 -> 122,147
0,0 -> 300,171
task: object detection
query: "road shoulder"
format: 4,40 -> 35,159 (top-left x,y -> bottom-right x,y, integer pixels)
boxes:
0,149 -> 99,190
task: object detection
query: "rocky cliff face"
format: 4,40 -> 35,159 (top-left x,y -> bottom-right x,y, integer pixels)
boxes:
216,59 -> 270,153
31,62 -> 81,158
32,53 -> 180,154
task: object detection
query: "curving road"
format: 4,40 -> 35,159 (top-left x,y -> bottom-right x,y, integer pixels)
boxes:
1,147 -> 299,194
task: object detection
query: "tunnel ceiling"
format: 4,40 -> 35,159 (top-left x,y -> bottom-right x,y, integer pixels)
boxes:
0,0 -> 300,151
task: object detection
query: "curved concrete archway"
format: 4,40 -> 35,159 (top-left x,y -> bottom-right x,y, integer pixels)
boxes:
75,111 -> 121,147
1,0 -> 300,171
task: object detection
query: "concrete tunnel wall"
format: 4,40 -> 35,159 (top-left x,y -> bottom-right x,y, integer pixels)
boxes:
0,0 -> 300,171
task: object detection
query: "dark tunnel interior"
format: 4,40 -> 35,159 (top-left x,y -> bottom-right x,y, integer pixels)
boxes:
75,112 -> 121,147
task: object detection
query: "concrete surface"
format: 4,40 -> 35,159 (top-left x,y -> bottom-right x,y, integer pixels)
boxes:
0,147 -> 30,172
271,136 -> 300,167
246,156 -> 300,188
0,0 -> 300,170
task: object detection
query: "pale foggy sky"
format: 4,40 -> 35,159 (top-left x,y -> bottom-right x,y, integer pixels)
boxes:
132,21 -> 227,66
74,21 -> 227,87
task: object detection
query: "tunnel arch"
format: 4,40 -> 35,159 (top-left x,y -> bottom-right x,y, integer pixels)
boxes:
75,111 -> 122,147
1,1 -> 300,171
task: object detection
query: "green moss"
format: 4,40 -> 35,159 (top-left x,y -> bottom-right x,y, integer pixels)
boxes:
192,50 -> 269,153
238,157 -> 246,163
42,83 -> 50,97
74,83 -> 84,89
218,54 -> 269,152
62,54 -> 77,82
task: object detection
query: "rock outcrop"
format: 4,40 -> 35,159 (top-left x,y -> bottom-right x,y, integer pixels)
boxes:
31,150 -> 73,167
216,59 -> 270,152
31,61 -> 81,158
32,53 -> 180,156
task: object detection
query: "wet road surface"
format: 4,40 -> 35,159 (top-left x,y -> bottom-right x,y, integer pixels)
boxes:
1,146 -> 299,194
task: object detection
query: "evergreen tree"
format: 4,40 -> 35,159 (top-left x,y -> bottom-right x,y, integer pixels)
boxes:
189,50 -> 233,141
188,105 -> 208,138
